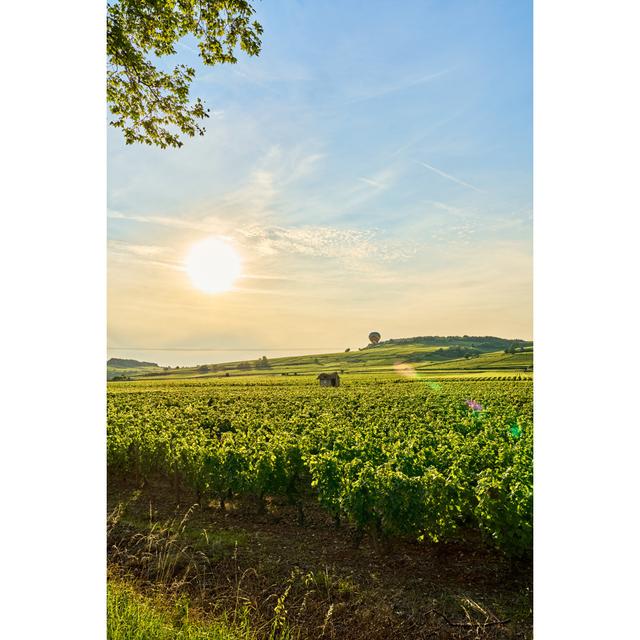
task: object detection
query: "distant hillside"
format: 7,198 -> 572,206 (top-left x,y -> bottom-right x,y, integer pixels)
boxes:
109,336 -> 533,382
108,358 -> 159,368
107,357 -> 166,380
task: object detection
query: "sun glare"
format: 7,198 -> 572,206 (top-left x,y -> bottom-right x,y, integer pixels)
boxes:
185,236 -> 242,294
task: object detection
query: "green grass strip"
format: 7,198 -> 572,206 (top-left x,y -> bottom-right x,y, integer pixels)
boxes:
107,579 -> 253,640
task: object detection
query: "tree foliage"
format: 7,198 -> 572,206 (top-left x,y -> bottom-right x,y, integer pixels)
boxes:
107,0 -> 263,148
255,355 -> 271,369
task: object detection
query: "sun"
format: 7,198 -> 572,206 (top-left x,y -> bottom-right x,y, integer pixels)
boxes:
184,236 -> 242,294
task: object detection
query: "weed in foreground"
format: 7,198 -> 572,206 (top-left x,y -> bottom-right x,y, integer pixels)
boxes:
107,578 -> 255,640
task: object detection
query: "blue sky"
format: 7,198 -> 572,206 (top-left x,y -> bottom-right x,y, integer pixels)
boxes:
108,0 -> 532,366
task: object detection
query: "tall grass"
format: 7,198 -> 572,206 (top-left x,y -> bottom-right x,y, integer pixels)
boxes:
107,579 -> 254,640
108,503 -> 301,640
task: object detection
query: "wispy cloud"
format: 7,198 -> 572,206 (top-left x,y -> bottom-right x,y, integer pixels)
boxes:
118,243 -> 166,258
109,143 -> 326,232
108,221 -> 418,275
419,162 -> 484,193
430,201 -> 471,217
108,240 -> 180,269
358,175 -> 389,189
236,224 -> 416,263
346,68 -> 451,104
108,210 -> 218,232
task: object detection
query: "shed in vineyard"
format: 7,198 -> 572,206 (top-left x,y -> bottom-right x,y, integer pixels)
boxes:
317,372 -> 340,387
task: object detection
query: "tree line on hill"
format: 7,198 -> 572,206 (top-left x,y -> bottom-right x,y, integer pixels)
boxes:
195,356 -> 272,374
378,335 -> 531,351
503,344 -> 529,354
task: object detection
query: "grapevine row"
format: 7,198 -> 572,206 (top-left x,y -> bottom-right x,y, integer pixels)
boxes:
108,379 -> 532,556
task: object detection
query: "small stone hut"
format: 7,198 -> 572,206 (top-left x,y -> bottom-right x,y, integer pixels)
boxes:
317,372 -> 340,387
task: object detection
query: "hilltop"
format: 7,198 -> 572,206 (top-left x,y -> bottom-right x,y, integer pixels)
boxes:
107,357 -> 166,380
376,335 -> 527,350
108,335 -> 532,381
107,358 -> 159,369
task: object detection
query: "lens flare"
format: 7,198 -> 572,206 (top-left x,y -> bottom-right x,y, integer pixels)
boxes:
393,361 -> 442,390
465,399 -> 483,412
393,362 -> 417,378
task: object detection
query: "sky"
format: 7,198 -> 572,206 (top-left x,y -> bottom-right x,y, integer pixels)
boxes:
108,0 -> 532,367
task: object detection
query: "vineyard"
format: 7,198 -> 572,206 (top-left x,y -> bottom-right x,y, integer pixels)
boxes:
108,375 -> 532,558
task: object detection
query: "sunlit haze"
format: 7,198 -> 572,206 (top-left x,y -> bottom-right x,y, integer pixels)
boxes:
185,237 -> 242,294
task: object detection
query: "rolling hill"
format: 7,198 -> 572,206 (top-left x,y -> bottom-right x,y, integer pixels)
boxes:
107,358 -> 166,380
108,336 -> 532,381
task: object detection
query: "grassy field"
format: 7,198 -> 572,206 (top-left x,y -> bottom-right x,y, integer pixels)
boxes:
110,337 -> 533,382
108,369 -> 532,639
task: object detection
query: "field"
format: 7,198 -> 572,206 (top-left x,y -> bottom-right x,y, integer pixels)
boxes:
109,337 -> 533,381
108,369 -> 533,639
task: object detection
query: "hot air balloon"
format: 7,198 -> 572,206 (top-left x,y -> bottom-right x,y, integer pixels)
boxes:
368,331 -> 381,345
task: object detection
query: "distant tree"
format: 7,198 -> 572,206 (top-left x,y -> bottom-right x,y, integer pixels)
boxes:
198,365 -> 210,373
107,0 -> 263,148
256,356 -> 271,369
238,361 -> 251,370
115,374 -> 133,381
345,348 -> 350,352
